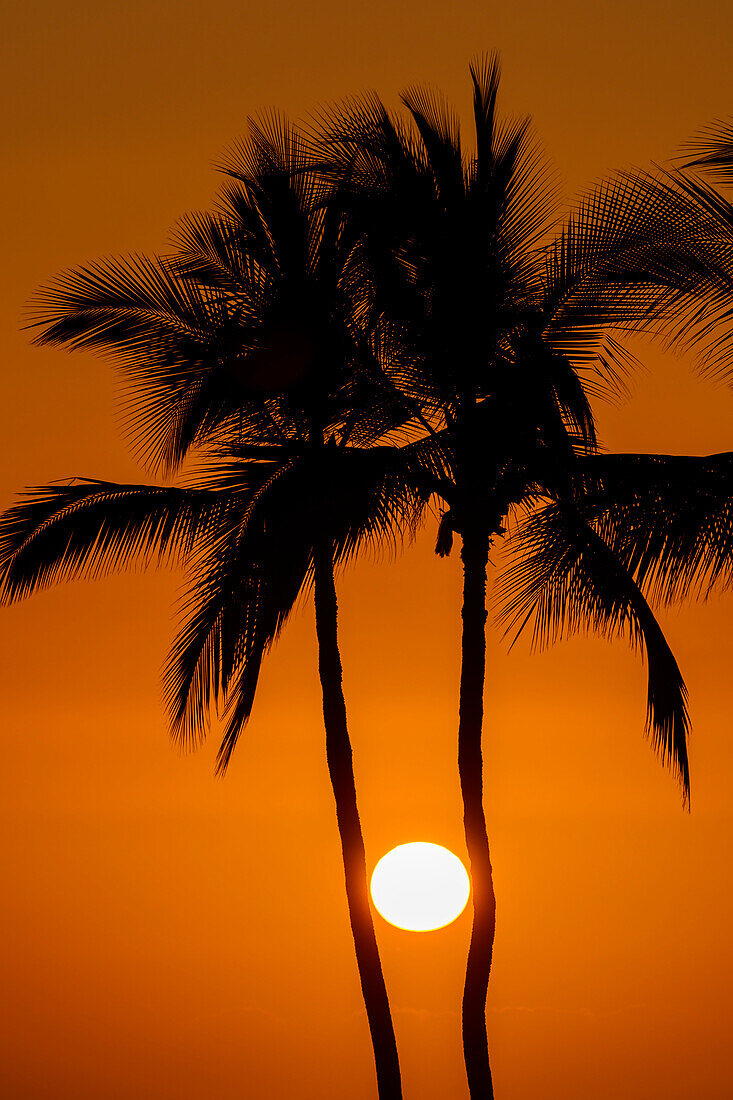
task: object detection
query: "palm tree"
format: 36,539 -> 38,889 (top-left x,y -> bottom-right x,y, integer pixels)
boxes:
6,79 -> 733,1100
0,116 -> 448,1100
316,57 -> 733,1097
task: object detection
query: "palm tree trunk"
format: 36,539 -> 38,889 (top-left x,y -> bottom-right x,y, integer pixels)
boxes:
312,538 -> 403,1100
459,524 -> 496,1100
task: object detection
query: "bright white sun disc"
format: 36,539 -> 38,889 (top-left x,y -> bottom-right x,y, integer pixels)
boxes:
370,843 -> 470,931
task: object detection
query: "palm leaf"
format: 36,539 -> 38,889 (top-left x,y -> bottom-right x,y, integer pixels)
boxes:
469,53 -> 501,187
683,120 -> 733,186
574,451 -> 733,605
544,169 -> 733,383
497,503 -> 690,802
0,480 -> 229,603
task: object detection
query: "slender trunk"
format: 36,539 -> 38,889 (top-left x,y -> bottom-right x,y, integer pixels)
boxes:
459,524 -> 496,1099
313,538 -> 402,1100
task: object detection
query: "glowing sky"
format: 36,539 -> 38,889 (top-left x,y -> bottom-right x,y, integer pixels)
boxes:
2,2 -> 733,1097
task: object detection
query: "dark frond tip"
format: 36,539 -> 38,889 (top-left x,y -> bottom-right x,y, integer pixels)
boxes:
469,51 -> 501,109
642,621 -> 691,808
681,118 -> 733,185
217,109 -> 300,183
435,510 -> 454,557
214,647 -> 264,776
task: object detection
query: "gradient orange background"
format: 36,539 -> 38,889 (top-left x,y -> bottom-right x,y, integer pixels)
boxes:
2,3 -> 733,1097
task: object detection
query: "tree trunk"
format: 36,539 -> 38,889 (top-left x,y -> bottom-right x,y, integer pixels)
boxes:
313,538 -> 403,1100
459,525 -> 496,1099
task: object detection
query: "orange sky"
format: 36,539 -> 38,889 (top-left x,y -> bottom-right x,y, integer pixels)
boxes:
2,3 -> 733,1097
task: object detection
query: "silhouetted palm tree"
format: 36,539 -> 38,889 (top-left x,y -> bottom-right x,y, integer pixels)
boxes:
316,57 -> 733,1098
0,117 -> 448,1100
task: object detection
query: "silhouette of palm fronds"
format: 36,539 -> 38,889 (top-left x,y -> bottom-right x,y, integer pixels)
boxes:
314,53 -> 733,1099
6,56 -> 733,1100
683,119 -> 733,186
6,113 -> 463,1100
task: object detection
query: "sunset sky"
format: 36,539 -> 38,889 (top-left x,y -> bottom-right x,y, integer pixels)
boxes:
2,2 -> 733,1097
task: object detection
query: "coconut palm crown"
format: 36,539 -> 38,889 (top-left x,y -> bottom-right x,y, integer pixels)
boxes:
0,116 -> 453,1100
315,55 -> 733,1098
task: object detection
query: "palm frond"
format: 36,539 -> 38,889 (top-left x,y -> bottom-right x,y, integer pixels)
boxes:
497,503 -> 690,802
170,208 -> 270,291
27,255 -> 266,472
28,253 -> 214,357
164,433 -> 443,764
682,119 -> 733,186
574,451 -> 733,606
400,84 -> 463,203
469,53 -> 501,187
544,168 -> 733,383
164,519 -> 307,763
0,480 -> 228,603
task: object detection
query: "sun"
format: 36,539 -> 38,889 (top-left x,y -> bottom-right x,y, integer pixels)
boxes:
370,843 -> 470,931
